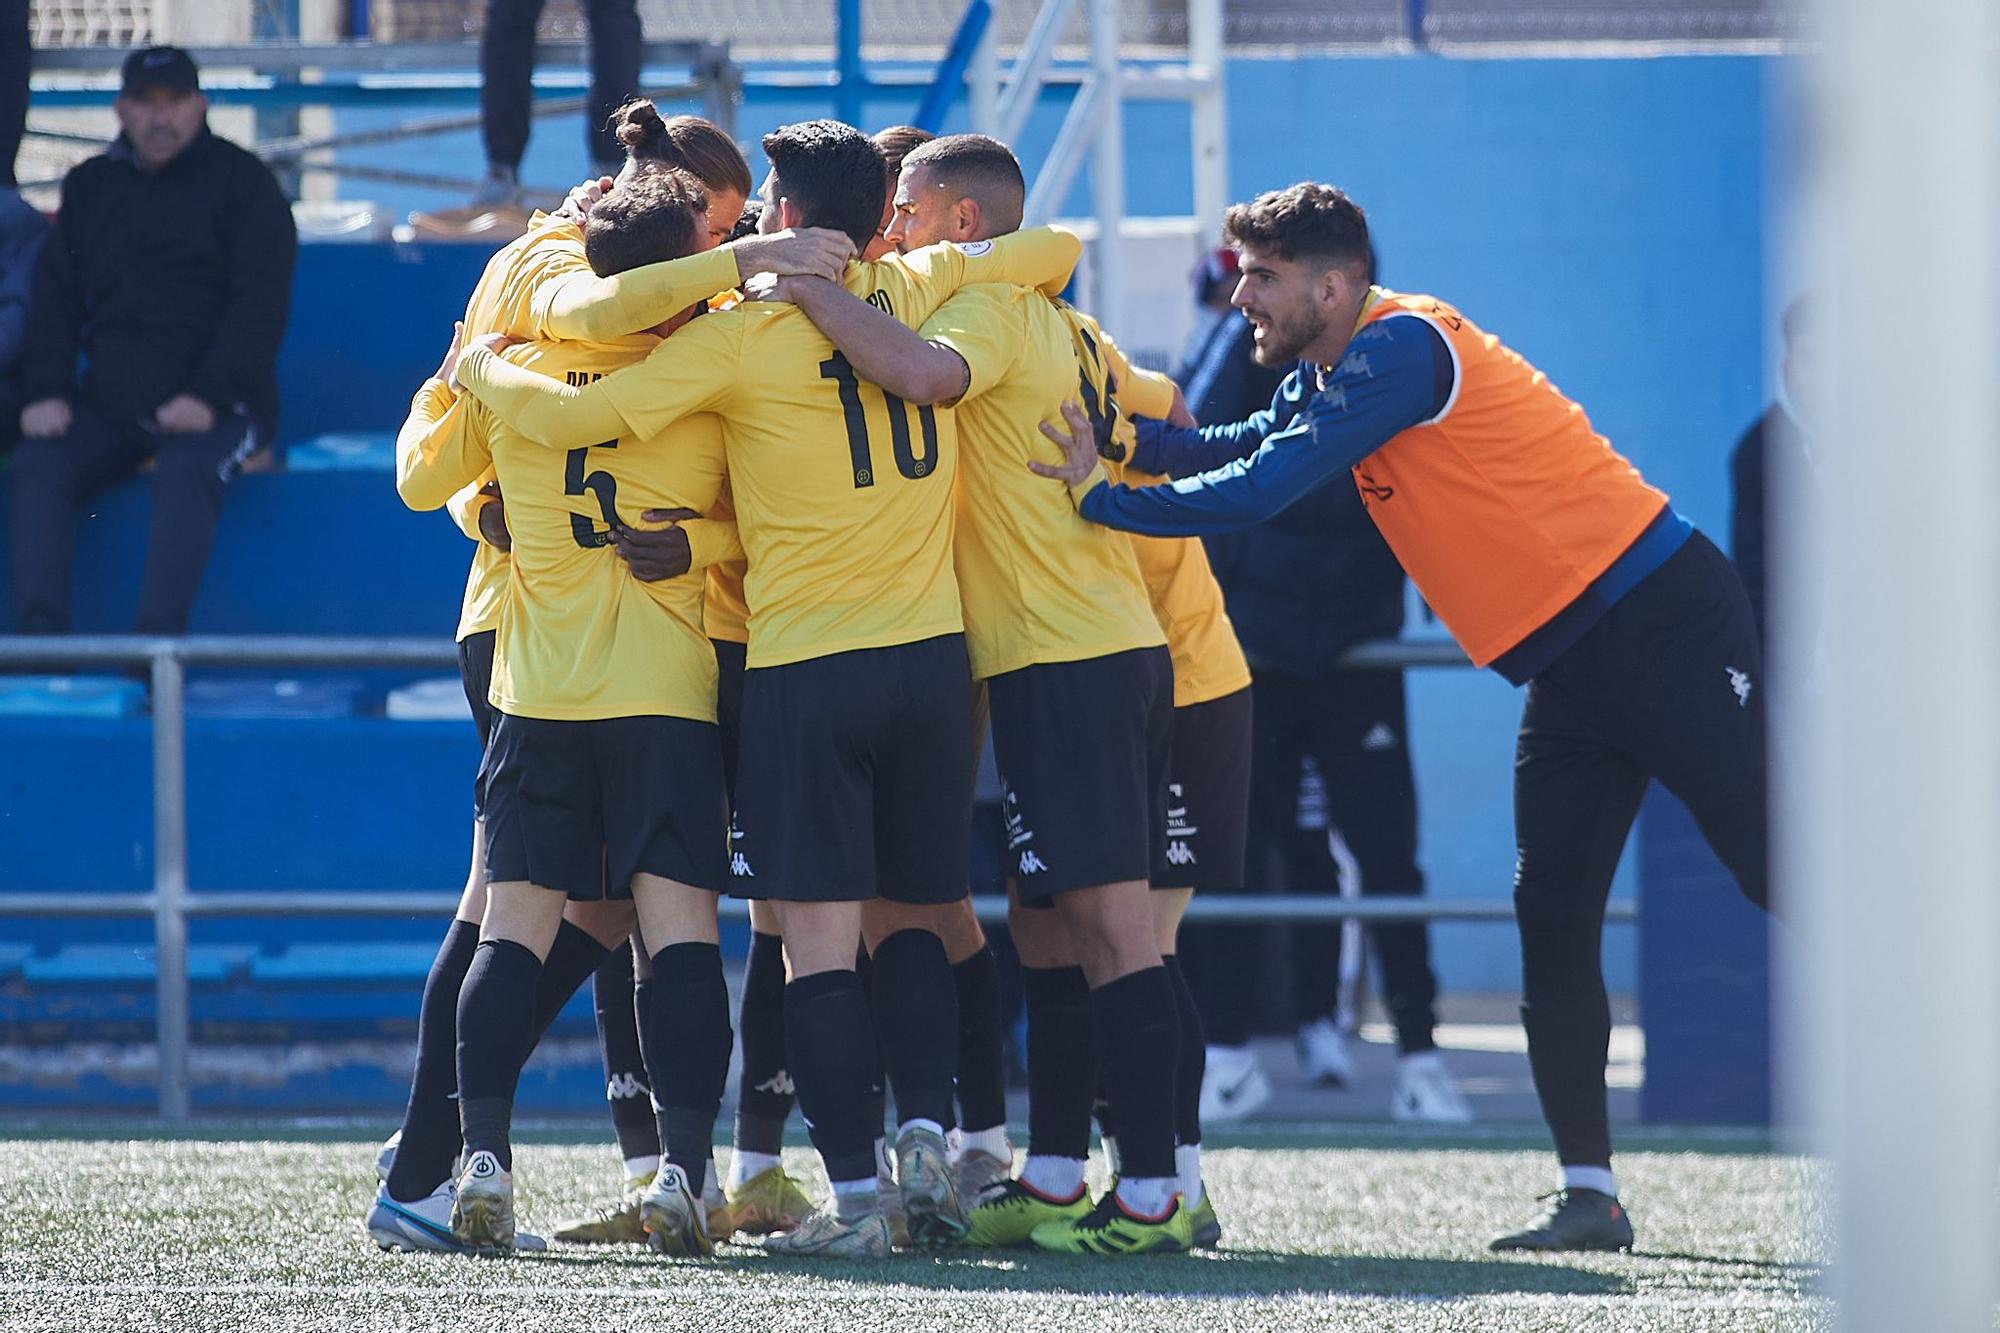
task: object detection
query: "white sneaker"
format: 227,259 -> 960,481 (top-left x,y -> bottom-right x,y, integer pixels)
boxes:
366,1179 -> 547,1253
638,1162 -> 714,1257
375,1130 -> 400,1183
1392,1051 -> 1473,1123
1296,1018 -> 1355,1088
1199,1044 -> 1272,1122
451,1150 -> 516,1250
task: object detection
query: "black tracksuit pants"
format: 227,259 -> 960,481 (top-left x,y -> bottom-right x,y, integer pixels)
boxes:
1188,665 -> 1439,1053
9,402 -> 256,635
481,0 -> 643,172
1515,531 -> 1769,1168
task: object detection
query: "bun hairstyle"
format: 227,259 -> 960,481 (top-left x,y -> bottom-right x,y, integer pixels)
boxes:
608,98 -> 754,200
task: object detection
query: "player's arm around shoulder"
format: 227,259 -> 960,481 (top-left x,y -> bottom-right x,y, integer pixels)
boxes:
867,226 -> 1083,330
397,324 -> 496,511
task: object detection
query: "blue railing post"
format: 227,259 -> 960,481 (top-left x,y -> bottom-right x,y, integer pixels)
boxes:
836,0 -> 866,127
914,0 -> 994,133
1405,0 -> 1429,49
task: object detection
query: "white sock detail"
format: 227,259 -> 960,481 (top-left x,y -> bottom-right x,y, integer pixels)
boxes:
1115,1175 -> 1179,1219
897,1118 -> 946,1143
873,1136 -> 893,1178
728,1150 -> 781,1192
1101,1134 -> 1121,1177
1019,1155 -> 1086,1199
959,1126 -> 1011,1161
1175,1144 -> 1203,1208
623,1153 -> 661,1182
1561,1165 -> 1617,1198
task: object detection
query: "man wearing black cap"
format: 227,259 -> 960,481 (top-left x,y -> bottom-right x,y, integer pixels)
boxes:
11,47 -> 296,636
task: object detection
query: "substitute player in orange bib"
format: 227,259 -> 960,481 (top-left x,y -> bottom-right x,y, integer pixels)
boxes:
1041,182 -> 1770,1255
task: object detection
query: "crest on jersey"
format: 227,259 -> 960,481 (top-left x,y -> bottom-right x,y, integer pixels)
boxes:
953,240 -> 994,256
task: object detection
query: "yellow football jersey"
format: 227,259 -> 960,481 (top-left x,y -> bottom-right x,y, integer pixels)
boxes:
703,478 -> 750,645
444,214 -> 742,641
456,228 -> 1083,668
922,284 -> 1162,680
396,336 -> 739,723
1063,313 -> 1252,708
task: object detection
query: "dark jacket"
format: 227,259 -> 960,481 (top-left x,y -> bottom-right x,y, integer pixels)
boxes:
1730,400 -> 1815,661
0,189 -> 48,433
20,126 -> 296,432
1192,364 -> 1409,678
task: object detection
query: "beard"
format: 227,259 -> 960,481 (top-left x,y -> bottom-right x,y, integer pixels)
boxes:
1249,305 -> 1326,367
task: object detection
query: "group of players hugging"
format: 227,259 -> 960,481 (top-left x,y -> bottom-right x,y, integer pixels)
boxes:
371,96 -> 1770,1263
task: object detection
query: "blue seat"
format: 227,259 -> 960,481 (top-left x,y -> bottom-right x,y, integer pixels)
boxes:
184,675 -> 371,720
285,431 -> 397,471
249,942 -> 440,986
0,943 -> 31,979
0,676 -> 146,719
19,943 -> 259,985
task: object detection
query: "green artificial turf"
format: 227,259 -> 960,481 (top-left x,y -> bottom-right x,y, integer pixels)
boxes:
0,1127 -> 1827,1332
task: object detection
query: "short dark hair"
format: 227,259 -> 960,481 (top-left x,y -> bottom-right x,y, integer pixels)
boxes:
870,124 -> 936,180
726,198 -> 764,244
1223,183 -> 1375,282
583,168 -> 709,278
759,119 -> 888,253
608,100 -> 753,200
901,134 -> 1025,234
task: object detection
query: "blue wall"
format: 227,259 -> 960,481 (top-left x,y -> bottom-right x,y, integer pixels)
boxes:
3,54 -> 1771,999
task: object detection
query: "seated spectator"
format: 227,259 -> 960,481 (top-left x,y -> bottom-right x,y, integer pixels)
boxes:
11,47 -> 296,635
0,187 -> 47,460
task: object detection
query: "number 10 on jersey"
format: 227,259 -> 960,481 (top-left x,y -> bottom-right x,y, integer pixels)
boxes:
819,351 -> 940,488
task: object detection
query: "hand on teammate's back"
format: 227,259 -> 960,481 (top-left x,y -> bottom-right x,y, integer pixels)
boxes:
20,398 -> 71,439
611,509 -> 702,581
556,176 -> 615,224
728,228 -> 854,284
452,332 -> 521,390
477,483 -> 511,553
1029,401 -> 1101,485
434,322 -> 465,385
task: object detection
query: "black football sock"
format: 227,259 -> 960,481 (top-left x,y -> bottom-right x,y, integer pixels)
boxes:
647,942 -> 733,1196
856,946 -> 890,1141
784,969 -> 880,1184
732,930 -> 792,1157
1089,966 -> 1180,1182
387,918 -> 479,1202
1164,954 -> 1205,1148
953,945 -> 1008,1134
1022,964 -> 1097,1161
592,944 -> 661,1168
527,920 -> 610,1048
456,937 -> 542,1170
871,928 -> 959,1131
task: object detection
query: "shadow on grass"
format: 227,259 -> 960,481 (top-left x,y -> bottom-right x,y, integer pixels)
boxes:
516,1243 -> 1632,1299
1631,1249 -> 1825,1278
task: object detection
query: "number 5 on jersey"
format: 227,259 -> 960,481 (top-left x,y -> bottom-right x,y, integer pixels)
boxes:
819,351 -> 940,489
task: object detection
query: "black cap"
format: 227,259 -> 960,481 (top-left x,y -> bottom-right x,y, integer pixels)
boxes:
120,46 -> 200,97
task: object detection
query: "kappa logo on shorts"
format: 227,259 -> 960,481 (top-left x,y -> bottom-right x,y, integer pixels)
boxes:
1726,666 -> 1753,708
1018,849 -> 1050,876
1164,840 -> 1197,867
1362,722 -> 1400,751
754,1070 -> 796,1097
1165,783 -> 1199,841
605,1072 -> 648,1102
731,851 -> 755,877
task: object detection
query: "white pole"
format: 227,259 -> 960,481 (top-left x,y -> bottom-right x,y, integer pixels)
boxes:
1794,0 -> 2000,1327
969,16 -> 999,137
1186,0 -> 1226,244
1087,0 -> 1124,331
